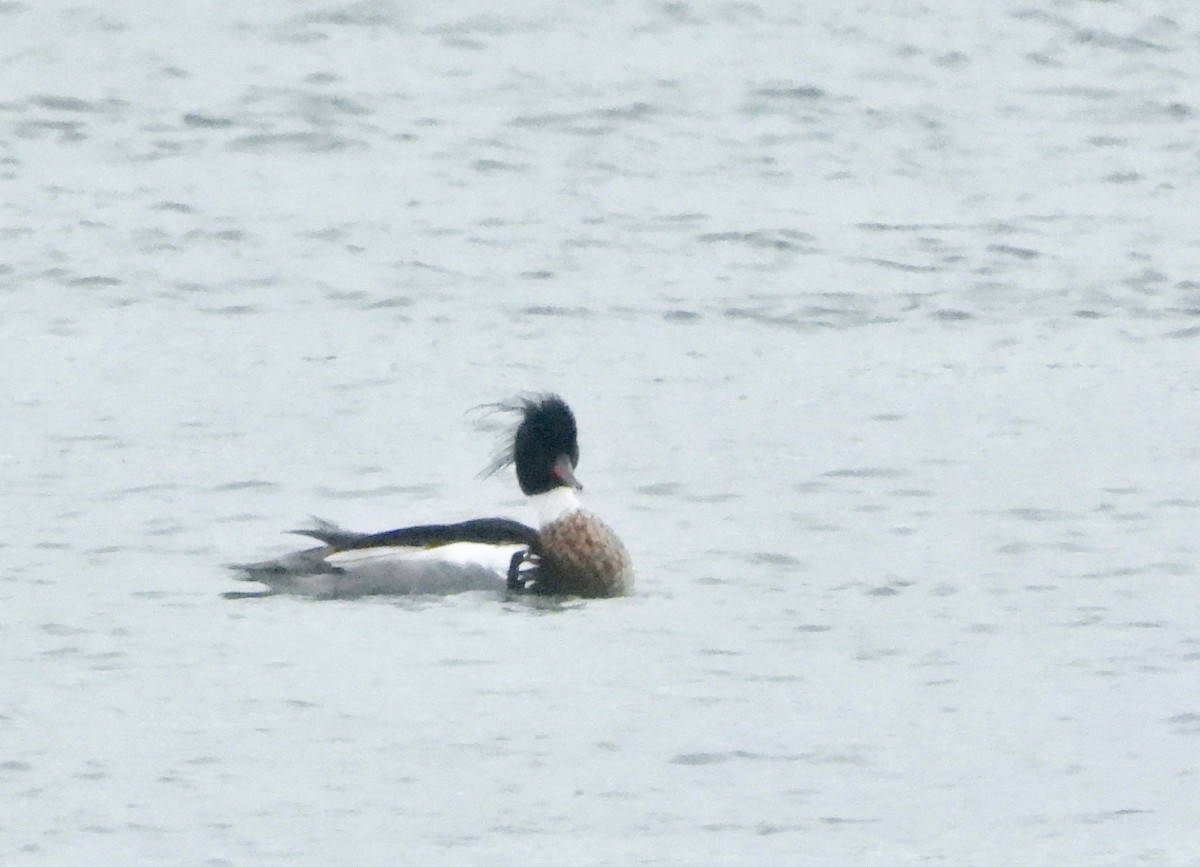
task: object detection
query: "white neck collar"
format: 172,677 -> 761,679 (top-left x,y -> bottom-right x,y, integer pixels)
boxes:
529,487 -> 582,526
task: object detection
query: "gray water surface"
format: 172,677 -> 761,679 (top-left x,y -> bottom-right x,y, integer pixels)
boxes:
3,1 -> 1199,864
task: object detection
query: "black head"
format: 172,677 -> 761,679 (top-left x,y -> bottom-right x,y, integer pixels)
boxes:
482,394 -> 581,495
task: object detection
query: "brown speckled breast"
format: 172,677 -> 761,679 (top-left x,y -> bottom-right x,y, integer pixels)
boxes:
535,511 -> 634,598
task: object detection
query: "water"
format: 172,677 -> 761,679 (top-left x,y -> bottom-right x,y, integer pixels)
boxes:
3,1 -> 1199,863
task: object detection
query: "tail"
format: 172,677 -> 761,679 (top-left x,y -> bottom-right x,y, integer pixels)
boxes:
225,545 -> 342,597
286,516 -> 369,548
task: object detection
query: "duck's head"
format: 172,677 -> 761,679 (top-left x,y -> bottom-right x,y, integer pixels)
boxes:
484,393 -> 581,495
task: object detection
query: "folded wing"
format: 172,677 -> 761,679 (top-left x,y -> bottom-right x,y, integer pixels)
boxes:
227,517 -> 539,599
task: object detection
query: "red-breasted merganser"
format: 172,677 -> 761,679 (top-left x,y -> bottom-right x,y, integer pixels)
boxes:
228,394 -> 633,599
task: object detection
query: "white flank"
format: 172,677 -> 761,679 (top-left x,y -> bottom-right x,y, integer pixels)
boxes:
232,542 -> 519,599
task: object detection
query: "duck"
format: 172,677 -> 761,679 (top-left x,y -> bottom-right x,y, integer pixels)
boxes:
227,394 -> 633,600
